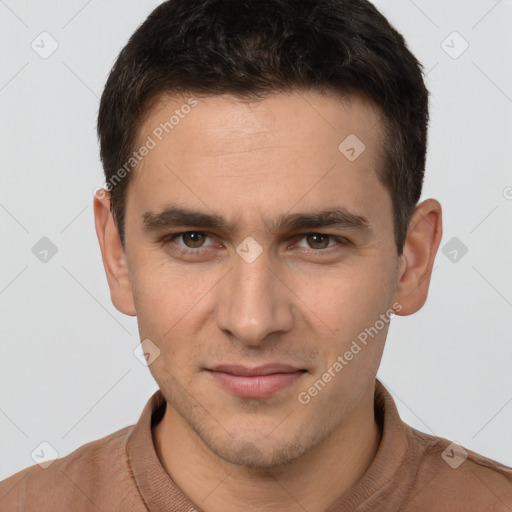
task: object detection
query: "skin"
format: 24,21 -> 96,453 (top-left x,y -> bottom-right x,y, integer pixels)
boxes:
94,90 -> 442,512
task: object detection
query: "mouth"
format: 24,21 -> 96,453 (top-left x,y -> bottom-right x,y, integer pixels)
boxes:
205,364 -> 307,399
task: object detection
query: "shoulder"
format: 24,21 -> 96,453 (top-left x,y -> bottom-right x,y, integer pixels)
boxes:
0,424 -> 142,511
405,425 -> 512,511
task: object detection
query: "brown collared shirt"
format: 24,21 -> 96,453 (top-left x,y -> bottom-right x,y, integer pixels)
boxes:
1,379 -> 511,511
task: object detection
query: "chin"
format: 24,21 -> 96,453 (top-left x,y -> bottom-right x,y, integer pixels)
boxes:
202,432 -> 313,471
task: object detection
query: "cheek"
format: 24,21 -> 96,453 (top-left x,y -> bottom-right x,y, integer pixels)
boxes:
129,258 -> 189,335
296,254 -> 395,348
129,257 -> 221,358
131,247 -> 202,305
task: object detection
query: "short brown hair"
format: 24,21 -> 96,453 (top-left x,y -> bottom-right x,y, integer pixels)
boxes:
97,0 -> 429,255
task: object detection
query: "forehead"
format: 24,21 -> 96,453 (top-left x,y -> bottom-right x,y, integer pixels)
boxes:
136,89 -> 385,159
126,90 -> 392,238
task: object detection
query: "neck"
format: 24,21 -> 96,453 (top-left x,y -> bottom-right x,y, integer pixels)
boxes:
152,382 -> 381,512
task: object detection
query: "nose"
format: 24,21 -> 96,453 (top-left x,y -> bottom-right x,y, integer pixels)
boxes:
215,244 -> 294,348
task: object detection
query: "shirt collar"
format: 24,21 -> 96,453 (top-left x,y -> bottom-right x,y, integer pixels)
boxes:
126,389 -> 198,510
126,378 -> 411,511
327,379 -> 412,511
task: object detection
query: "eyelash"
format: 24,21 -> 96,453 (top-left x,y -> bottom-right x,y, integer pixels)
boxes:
161,231 -> 351,257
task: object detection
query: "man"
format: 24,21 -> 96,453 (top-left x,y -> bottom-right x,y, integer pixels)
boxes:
1,0 -> 511,510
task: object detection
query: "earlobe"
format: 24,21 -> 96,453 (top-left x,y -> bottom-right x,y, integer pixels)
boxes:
93,191 -> 137,316
393,198 -> 443,316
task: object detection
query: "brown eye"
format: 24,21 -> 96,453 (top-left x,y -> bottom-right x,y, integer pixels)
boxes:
162,231 -> 218,258
305,233 -> 331,249
180,232 -> 208,248
293,233 -> 350,253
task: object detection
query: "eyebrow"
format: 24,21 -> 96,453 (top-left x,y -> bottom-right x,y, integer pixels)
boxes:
142,204 -> 371,235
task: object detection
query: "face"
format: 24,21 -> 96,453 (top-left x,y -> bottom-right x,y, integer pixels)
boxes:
113,91 -> 403,467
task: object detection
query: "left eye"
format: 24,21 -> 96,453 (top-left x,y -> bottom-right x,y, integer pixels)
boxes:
294,233 -> 343,250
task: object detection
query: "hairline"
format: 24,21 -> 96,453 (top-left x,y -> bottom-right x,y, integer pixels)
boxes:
124,86 -> 394,222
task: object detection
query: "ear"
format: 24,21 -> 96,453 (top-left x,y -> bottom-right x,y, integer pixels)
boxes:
393,198 -> 443,316
93,190 -> 136,316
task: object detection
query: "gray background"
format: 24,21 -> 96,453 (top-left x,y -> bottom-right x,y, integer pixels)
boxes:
1,0 -> 511,480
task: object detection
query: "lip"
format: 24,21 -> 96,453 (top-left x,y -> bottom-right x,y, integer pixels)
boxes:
210,364 -> 303,376
206,364 -> 306,398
